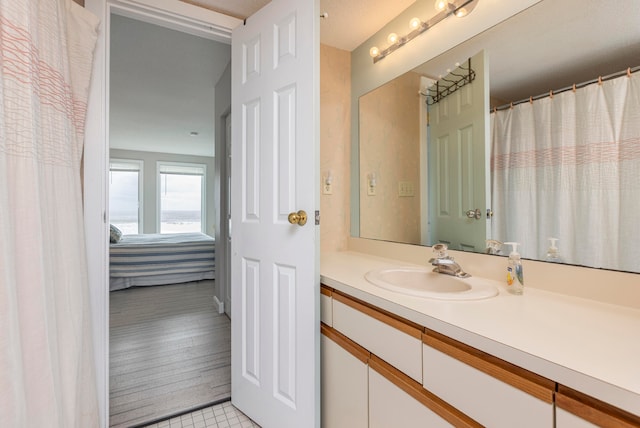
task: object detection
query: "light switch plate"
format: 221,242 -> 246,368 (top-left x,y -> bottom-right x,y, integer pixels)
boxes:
398,181 -> 415,197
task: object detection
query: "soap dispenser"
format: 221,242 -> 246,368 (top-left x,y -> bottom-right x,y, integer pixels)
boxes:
546,237 -> 562,263
504,242 -> 524,295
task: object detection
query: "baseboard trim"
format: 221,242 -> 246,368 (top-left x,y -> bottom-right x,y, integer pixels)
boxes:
213,295 -> 225,314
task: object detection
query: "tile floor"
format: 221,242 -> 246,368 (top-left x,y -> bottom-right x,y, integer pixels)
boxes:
142,401 -> 260,428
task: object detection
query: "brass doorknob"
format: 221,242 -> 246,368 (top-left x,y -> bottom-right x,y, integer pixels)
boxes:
288,210 -> 307,226
465,208 -> 482,220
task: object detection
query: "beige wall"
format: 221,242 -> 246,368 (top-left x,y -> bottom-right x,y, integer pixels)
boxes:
320,45 -> 351,252
359,71 -> 422,244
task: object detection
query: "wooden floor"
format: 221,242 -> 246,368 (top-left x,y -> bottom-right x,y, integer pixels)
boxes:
109,280 -> 231,428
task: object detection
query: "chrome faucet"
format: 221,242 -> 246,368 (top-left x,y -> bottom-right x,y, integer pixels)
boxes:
428,243 -> 471,278
485,239 -> 504,255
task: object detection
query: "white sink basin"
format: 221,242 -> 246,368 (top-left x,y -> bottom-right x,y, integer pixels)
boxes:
364,267 -> 498,301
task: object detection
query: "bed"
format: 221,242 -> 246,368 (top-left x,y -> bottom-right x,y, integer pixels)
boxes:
109,232 -> 215,291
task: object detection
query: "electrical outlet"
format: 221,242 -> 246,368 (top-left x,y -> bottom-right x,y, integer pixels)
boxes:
323,183 -> 333,195
367,185 -> 376,196
398,181 -> 415,197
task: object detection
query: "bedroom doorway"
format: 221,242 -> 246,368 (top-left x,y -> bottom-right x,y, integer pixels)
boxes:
107,12 -> 232,427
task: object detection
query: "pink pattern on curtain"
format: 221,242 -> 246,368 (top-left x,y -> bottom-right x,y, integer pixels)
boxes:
491,72 -> 640,273
492,137 -> 640,169
0,0 -> 100,427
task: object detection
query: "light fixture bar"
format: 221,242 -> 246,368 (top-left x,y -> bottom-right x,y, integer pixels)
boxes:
372,0 -> 477,63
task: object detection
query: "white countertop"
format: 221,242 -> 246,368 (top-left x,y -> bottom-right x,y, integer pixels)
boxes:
320,250 -> 640,416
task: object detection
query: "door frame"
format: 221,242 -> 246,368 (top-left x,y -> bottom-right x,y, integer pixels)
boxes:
83,1 -> 241,426
214,108 -> 232,315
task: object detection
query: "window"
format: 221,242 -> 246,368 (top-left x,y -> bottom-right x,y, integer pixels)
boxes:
109,159 -> 143,234
158,162 -> 206,233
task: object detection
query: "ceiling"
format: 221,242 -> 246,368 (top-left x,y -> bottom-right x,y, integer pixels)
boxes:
183,0 -> 416,51
110,14 -> 231,157
110,0 -> 640,157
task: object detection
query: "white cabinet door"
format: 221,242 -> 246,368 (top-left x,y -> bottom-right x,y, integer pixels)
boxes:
369,367 -> 454,428
321,333 -> 368,428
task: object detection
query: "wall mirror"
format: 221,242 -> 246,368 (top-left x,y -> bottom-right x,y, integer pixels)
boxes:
357,0 -> 640,273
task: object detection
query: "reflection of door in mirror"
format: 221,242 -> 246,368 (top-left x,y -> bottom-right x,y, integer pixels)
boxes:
428,50 -> 490,252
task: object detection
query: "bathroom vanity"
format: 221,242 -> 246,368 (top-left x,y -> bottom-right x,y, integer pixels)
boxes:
320,249 -> 640,427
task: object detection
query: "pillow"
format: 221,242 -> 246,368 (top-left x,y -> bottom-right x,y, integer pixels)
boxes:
110,224 -> 123,243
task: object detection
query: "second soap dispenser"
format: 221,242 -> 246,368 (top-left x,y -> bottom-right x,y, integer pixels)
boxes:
504,242 -> 524,295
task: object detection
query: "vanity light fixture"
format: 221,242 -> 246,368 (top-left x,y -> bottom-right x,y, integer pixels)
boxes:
369,0 -> 479,63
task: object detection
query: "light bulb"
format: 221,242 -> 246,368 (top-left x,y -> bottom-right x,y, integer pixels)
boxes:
387,32 -> 399,44
434,0 -> 450,11
369,46 -> 380,57
455,7 -> 469,17
409,17 -> 421,30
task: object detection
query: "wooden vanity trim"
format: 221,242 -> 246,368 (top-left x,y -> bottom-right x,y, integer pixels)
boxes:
320,284 -> 332,297
556,385 -> 640,427
331,290 -> 423,339
321,323 -> 370,364
423,329 -> 555,404
369,354 -> 483,428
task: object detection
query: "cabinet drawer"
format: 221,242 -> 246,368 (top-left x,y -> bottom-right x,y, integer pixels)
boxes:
556,408 -> 599,428
332,292 -> 423,382
422,331 -> 554,428
320,286 -> 332,326
556,385 -> 640,428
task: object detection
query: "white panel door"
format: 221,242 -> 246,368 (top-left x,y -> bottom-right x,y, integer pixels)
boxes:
428,50 -> 490,252
230,0 -> 319,427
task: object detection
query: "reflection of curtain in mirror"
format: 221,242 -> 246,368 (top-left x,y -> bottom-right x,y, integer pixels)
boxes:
0,0 -> 100,426
491,72 -> 640,272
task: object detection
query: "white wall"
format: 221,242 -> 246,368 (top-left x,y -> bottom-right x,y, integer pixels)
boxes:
109,148 -> 215,235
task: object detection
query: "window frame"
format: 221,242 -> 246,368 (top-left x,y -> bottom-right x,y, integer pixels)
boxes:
156,161 -> 207,234
108,158 -> 144,234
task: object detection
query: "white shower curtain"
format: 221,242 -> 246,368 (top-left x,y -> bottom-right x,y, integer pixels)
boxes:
491,71 -> 640,272
0,0 -> 100,426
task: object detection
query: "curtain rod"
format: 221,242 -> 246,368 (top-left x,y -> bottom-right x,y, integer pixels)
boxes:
492,65 -> 640,112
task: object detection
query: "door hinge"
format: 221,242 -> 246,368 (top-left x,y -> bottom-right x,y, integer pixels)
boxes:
315,210 -> 320,225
